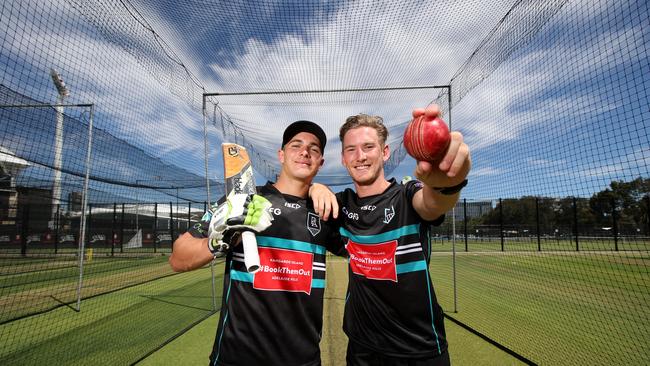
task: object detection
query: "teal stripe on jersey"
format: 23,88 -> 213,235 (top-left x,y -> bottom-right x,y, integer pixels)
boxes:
231,270 -> 254,283
424,266 -> 442,354
339,224 -> 419,243
231,270 -> 326,289
396,260 -> 427,274
256,236 -> 326,254
214,274 -> 233,365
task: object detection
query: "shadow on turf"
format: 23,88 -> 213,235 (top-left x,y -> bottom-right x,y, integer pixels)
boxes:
138,294 -> 213,312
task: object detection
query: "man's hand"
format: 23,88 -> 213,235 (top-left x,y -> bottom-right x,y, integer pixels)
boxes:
309,183 -> 339,221
412,105 -> 471,188
207,194 -> 273,253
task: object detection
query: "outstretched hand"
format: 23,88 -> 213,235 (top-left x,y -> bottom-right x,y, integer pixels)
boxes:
412,105 -> 471,188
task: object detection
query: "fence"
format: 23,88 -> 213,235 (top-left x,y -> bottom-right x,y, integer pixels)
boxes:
429,196 -> 649,365
1,0 -> 649,364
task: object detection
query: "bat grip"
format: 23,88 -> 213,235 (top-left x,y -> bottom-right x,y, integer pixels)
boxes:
241,231 -> 260,273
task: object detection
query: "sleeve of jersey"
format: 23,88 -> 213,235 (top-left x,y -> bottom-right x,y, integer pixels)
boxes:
327,193 -> 348,257
405,180 -> 446,226
187,195 -> 227,239
326,218 -> 348,257
187,212 -> 210,239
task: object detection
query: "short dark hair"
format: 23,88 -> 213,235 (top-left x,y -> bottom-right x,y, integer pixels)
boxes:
282,120 -> 327,150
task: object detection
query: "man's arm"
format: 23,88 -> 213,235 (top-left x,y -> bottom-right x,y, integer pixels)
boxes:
309,183 -> 339,221
169,232 -> 214,272
411,106 -> 471,220
169,193 -> 273,272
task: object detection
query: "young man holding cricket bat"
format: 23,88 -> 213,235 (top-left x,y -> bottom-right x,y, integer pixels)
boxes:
170,121 -> 345,366
311,105 -> 471,365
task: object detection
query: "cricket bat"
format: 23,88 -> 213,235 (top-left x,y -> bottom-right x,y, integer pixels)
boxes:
222,143 -> 261,273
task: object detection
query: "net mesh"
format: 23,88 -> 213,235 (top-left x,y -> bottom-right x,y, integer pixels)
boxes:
0,0 -> 648,364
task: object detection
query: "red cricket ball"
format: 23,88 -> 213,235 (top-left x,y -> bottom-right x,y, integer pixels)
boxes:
403,115 -> 451,163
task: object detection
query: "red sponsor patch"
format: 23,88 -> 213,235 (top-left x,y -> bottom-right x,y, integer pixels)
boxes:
347,239 -> 398,282
253,247 -> 314,294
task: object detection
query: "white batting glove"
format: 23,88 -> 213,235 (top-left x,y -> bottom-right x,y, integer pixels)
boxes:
207,194 -> 273,256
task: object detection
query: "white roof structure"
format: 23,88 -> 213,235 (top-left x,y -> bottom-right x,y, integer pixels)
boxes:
0,146 -> 30,176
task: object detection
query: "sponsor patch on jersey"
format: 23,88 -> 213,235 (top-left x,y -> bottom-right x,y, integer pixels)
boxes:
347,239 -> 398,282
253,247 -> 314,294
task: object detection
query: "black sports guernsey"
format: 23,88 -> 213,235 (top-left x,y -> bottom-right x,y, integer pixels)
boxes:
336,178 -> 447,358
189,182 -> 345,366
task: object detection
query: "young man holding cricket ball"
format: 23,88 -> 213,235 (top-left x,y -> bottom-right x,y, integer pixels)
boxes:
170,121 -> 346,366
312,104 -> 471,365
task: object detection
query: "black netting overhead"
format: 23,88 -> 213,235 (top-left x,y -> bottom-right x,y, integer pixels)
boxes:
1,0 -> 649,365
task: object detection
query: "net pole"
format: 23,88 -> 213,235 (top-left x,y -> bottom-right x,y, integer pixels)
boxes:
76,104 -> 94,311
202,95 -> 218,311
448,85 -> 458,314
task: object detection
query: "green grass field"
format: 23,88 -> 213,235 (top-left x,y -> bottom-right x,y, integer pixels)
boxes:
429,250 -> 650,365
0,258 -> 218,365
1,247 -> 648,365
141,259 -> 526,366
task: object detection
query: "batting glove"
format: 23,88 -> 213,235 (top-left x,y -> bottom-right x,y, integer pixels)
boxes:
207,194 -> 273,256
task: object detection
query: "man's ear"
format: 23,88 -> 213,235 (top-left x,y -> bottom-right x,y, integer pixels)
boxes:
383,144 -> 390,162
278,148 -> 285,164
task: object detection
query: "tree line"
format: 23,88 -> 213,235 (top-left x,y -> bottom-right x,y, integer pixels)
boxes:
470,177 -> 650,236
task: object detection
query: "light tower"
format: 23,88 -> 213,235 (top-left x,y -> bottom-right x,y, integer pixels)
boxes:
49,69 -> 69,228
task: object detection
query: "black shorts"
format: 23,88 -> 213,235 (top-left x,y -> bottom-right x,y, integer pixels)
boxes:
346,341 -> 450,366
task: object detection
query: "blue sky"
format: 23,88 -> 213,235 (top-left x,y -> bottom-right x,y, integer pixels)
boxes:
1,0 -> 648,203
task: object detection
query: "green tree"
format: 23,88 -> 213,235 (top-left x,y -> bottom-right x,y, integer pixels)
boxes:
590,177 -> 650,234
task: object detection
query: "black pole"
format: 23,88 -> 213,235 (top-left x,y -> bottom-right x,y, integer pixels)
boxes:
499,198 -> 504,251
187,202 -> 191,233
153,203 -> 158,253
54,204 -> 60,254
20,204 -> 29,257
645,195 -> 650,236
120,203 -> 125,253
612,198 -> 618,251
88,204 -> 93,249
536,197 -> 541,251
169,202 -> 174,251
573,197 -> 579,251
463,199 -> 468,252
111,203 -> 116,257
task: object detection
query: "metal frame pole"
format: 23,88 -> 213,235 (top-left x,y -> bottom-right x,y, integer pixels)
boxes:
76,104 -> 94,311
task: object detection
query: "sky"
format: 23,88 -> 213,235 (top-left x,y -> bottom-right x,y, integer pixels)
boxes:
0,0 -> 648,203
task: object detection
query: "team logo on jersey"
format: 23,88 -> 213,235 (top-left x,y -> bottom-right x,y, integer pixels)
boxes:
253,247 -> 314,294
307,212 -> 321,236
346,239 -> 398,282
383,206 -> 395,224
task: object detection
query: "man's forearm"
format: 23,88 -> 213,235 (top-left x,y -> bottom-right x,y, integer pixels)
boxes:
414,186 -> 460,221
169,232 -> 214,272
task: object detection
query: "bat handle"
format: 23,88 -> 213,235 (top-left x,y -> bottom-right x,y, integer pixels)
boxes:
241,231 -> 260,273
